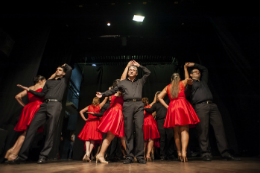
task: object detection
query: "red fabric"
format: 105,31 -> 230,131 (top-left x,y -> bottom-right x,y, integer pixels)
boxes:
98,95 -> 125,137
78,105 -> 102,142
163,81 -> 200,128
143,105 -> 160,141
14,88 -> 44,132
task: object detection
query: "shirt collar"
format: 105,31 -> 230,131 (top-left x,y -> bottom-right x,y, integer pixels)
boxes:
51,77 -> 63,80
127,78 -> 137,82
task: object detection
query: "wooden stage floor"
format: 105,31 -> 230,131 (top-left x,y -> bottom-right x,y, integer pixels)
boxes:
1,157 -> 260,173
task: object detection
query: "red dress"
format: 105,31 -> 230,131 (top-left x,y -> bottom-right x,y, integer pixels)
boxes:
14,88 -> 44,132
163,81 -> 200,128
78,105 -> 103,143
98,95 -> 124,137
143,105 -> 160,144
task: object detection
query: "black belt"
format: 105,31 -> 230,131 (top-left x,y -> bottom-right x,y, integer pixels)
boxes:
124,99 -> 141,102
197,100 -> 213,104
44,99 -> 60,103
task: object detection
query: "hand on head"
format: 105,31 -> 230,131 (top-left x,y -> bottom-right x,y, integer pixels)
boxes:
132,60 -> 140,67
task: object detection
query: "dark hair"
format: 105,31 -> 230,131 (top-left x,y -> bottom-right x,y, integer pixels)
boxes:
112,79 -> 121,89
33,75 -> 46,84
142,97 -> 149,106
190,68 -> 199,74
58,66 -> 67,73
170,73 -> 180,99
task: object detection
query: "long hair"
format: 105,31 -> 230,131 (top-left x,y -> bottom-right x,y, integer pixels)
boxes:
142,97 -> 149,106
33,75 -> 46,84
170,73 -> 181,99
92,97 -> 100,106
112,79 -> 121,89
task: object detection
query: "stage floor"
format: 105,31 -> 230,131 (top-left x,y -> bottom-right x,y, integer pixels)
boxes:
1,158 -> 260,173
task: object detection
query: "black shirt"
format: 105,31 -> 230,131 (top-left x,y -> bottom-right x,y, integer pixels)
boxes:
93,101 -> 111,117
29,64 -> 72,101
185,63 -> 213,104
144,101 -> 167,120
101,65 -> 151,100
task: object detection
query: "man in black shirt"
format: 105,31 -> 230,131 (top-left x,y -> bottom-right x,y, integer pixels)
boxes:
12,64 -> 72,164
144,91 -> 175,161
96,60 -> 151,164
185,62 -> 240,161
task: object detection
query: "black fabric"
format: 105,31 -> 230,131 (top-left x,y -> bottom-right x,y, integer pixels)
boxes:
93,102 -> 110,117
73,64 -> 178,160
145,101 -> 168,120
19,102 -> 62,160
102,65 -> 151,100
194,103 -> 229,157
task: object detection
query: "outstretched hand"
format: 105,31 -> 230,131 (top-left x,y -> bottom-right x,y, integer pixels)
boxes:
17,84 -> 29,91
132,60 -> 140,67
96,92 -> 102,98
185,62 -> 195,67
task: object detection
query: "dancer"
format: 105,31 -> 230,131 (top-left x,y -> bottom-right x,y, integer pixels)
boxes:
96,60 -> 151,164
144,91 -> 176,161
95,79 -> 127,164
142,97 -> 160,161
12,63 -> 72,164
158,63 -> 200,162
5,75 -> 46,162
78,96 -> 108,162
185,62 -> 240,161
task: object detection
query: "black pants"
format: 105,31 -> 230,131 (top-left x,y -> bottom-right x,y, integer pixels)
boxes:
108,137 -> 122,159
19,102 -> 62,160
157,119 -> 175,158
123,101 -> 144,160
195,103 -> 229,157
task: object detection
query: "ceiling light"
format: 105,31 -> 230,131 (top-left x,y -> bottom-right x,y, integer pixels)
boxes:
107,23 -> 111,26
133,15 -> 145,22
92,64 -> 96,67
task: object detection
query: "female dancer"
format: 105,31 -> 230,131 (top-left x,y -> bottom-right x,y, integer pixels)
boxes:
78,96 -> 108,162
158,63 -> 200,162
5,75 -> 46,161
142,97 -> 160,161
95,79 -> 126,164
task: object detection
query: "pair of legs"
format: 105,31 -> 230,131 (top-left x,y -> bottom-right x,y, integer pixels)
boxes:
5,131 -> 27,161
83,140 -> 95,161
144,139 -> 154,160
96,131 -> 126,163
173,125 -> 189,162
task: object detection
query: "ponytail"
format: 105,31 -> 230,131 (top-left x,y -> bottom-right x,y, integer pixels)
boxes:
170,73 -> 180,99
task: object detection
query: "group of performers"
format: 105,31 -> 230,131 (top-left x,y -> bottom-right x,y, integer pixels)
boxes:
4,60 -> 240,165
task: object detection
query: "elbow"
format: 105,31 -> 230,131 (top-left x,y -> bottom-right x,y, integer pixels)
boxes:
15,95 -> 20,100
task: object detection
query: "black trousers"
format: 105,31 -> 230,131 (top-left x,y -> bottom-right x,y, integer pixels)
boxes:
123,101 -> 144,160
194,103 -> 229,157
19,102 -> 62,160
108,137 -> 122,159
157,119 -> 175,158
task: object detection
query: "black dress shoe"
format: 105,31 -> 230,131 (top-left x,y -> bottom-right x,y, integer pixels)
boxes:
203,155 -> 211,161
137,158 -> 147,164
123,158 -> 133,164
37,157 -> 47,164
222,154 -> 241,161
8,157 -> 26,164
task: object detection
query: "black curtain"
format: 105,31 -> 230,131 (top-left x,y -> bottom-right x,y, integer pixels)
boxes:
72,64 -> 178,160
0,26 -> 50,161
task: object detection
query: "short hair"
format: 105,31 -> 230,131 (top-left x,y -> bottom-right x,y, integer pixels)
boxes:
190,68 -> 200,74
92,97 -> 100,106
128,65 -> 138,72
58,66 -> 67,73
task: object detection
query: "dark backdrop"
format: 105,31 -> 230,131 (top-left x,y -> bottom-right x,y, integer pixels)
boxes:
72,64 -> 179,160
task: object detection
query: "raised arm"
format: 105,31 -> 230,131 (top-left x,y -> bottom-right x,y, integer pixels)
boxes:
182,63 -> 190,87
63,64 -> 72,84
17,84 -> 47,97
99,97 -> 108,109
149,92 -> 157,107
79,106 -> 89,121
194,63 -> 208,83
121,61 -> 133,80
96,85 -> 119,98
158,86 -> 168,109
132,60 -> 151,84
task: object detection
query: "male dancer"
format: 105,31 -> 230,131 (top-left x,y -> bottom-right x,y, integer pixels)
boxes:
12,63 -> 72,164
144,91 -> 176,161
185,62 -> 240,161
96,60 -> 151,164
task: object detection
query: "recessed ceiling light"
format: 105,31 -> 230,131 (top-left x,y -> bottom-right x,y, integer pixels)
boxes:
133,15 -> 145,22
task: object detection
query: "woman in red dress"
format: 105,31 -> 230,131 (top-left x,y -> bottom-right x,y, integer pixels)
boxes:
5,75 -> 46,161
78,96 -> 108,162
95,79 -> 126,164
142,97 -> 160,161
158,63 -> 200,162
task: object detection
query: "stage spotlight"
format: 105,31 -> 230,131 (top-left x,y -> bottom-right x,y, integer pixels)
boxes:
92,64 -> 96,67
133,15 -> 145,22
107,23 -> 111,26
